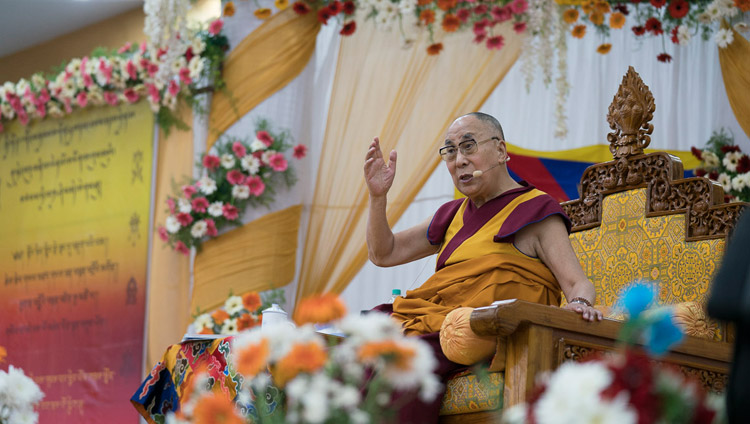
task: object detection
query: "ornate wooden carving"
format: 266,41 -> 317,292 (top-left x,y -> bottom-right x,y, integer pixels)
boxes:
679,366 -> 728,393
561,67 -> 749,240
561,344 -> 597,362
607,67 -> 655,159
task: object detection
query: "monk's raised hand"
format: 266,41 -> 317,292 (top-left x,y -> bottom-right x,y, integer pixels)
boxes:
364,137 -> 397,198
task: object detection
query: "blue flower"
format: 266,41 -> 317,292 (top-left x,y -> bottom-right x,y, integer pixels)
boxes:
622,283 -> 655,318
645,310 -> 684,356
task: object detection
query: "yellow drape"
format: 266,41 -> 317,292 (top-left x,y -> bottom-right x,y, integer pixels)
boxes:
191,205 -> 302,313
296,23 -> 522,302
206,9 -> 321,148
147,105 -> 193,368
719,27 -> 750,139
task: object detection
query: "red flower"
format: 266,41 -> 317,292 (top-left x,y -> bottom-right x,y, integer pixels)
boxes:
725,194 -> 735,203
473,19 -> 489,35
690,146 -> 703,160
253,150 -> 265,165
158,226 -> 169,242
246,176 -> 266,197
474,33 -> 487,44
614,4 -> 629,15
329,1 -> 343,14
293,144 -> 308,159
513,21 -> 527,33
177,212 -> 194,226
205,219 -> 218,237
227,170 -> 246,185
426,43 -> 443,55
292,1 -> 311,14
456,8 -> 471,21
256,130 -> 274,147
695,168 -> 707,177
317,7 -> 332,24
343,1 -> 355,14
650,0 -> 666,7
192,197 -> 209,213
645,17 -> 663,35
268,153 -> 288,172
202,154 -> 221,170
510,0 -> 528,14
209,19 -> 224,35
486,35 -> 505,50
340,21 -> 357,36
670,26 -> 680,44
473,4 -> 488,14
720,145 -> 741,153
182,185 -> 197,198
709,171 -> 719,180
222,204 -> 239,220
232,141 -> 247,158
175,241 -> 190,256
632,25 -> 646,36
737,155 -> 750,173
668,0 -> 689,18
491,5 -> 512,22
657,53 -> 672,62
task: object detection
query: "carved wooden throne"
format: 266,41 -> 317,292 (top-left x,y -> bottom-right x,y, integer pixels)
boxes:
437,67 -> 748,422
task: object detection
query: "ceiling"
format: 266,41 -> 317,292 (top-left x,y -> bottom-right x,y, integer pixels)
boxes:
0,0 -> 143,58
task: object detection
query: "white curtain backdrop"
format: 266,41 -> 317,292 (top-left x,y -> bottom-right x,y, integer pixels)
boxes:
341,28 -> 750,314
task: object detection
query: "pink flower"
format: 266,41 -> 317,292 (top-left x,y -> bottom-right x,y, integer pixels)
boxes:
486,35 -> 505,50
510,0 -> 527,14
222,204 -> 239,220
126,60 -> 138,80
168,80 -> 180,97
156,48 -> 167,60
185,47 -> 195,63
209,19 -> 224,35
179,68 -> 192,85
158,226 -> 169,242
167,198 -> 176,214
38,88 -> 50,103
118,42 -> 132,54
457,8 -> 471,21
473,20 -> 488,35
253,151 -> 265,165
99,61 -> 113,84
147,83 -> 160,103
246,176 -> 266,197
205,219 -> 218,237
82,73 -> 94,88
268,153 -> 288,172
202,154 -> 221,170
182,185 -> 197,198
175,241 -> 190,256
256,131 -> 274,147
124,88 -> 139,103
139,41 -> 148,54
474,4 -> 488,14
474,33 -> 487,43
18,111 -> 29,126
104,91 -> 119,106
293,144 -> 308,159
192,197 -> 209,213
147,63 -> 159,78
513,21 -> 527,33
491,6 -> 512,22
64,98 -> 73,114
232,141 -> 247,158
76,92 -> 88,108
227,170 -> 246,185
177,212 -> 194,226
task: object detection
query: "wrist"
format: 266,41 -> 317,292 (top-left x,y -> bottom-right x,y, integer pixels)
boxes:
569,297 -> 592,307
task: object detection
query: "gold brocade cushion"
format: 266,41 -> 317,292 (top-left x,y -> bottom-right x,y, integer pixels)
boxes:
439,370 -> 504,416
569,189 -> 726,339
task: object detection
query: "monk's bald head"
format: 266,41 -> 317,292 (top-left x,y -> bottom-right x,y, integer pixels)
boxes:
458,112 -> 505,141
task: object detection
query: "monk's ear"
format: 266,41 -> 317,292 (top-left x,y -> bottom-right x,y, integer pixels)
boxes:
495,139 -> 508,163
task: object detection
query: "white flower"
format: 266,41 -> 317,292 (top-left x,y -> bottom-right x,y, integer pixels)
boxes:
8,409 -> 39,424
732,174 -> 748,191
250,138 -> 267,153
31,73 -> 46,89
165,216 -> 181,233
221,318 -> 239,334
188,57 -> 205,79
735,22 -> 750,33
232,184 -> 250,199
207,201 -> 223,217
723,151 -> 742,171
224,295 -> 244,315
197,175 -> 217,195
220,153 -> 236,169
193,313 -> 213,331
1,103 -> 15,119
191,220 -> 207,238
677,25 -> 691,46
300,383 -> 329,423
4,365 -> 44,409
240,155 -> 261,175
178,198 -> 192,213
718,173 -> 732,192
703,151 -> 720,168
3,81 -> 16,95
191,37 -> 206,55
715,28 -> 735,48
171,56 -> 187,75
331,385 -> 360,409
705,3 -> 722,20
261,150 -> 277,165
350,409 -> 370,424
502,404 -> 528,424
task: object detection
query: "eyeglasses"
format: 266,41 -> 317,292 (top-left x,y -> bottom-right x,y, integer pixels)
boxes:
438,137 -> 500,162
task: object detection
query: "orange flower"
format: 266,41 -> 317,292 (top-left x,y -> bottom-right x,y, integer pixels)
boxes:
571,24 -> 586,38
596,43 -> 612,54
223,1 -> 236,16
236,338 -> 269,377
420,9 -> 435,24
211,309 -> 230,325
437,0 -> 457,10
442,14 -> 461,32
358,340 -> 416,370
275,0 -> 290,10
237,314 -> 256,331
417,0 -> 432,5
294,293 -> 347,325
254,8 -> 272,19
581,0 -> 594,14
735,0 -> 750,11
242,292 -> 262,312
426,42 -> 444,55
0,345 -> 6,363
589,11 -> 604,26
272,342 -> 327,386
594,0 -> 610,13
199,327 -> 215,335
563,8 -> 579,24
193,393 -> 244,424
609,12 -> 625,29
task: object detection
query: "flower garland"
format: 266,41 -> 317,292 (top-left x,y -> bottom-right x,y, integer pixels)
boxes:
158,120 -> 307,255
0,18 -> 228,135
691,129 -> 750,203
191,289 -> 286,335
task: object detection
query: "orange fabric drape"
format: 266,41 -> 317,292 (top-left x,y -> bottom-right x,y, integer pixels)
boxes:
719,27 -> 750,139
296,23 -> 522,303
206,8 -> 321,148
191,205 -> 302,313
147,105 -> 193,368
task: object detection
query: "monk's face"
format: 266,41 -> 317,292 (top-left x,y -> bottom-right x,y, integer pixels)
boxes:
441,116 -> 506,200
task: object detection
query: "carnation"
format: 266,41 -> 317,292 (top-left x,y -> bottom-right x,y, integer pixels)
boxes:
197,175 -> 217,195
232,184 -> 250,199
220,153 -> 236,169
250,138 -> 267,153
208,201 -> 224,217
268,153 -> 288,172
191,220 -> 208,238
241,155 -> 261,175
165,216 -> 181,233
178,198 -> 192,213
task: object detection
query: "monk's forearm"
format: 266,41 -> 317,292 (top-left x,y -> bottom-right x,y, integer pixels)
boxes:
564,280 -> 596,305
366,194 -> 395,265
